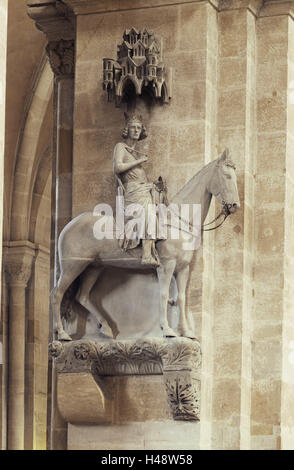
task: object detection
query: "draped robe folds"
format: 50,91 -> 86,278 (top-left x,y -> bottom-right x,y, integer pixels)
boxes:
114,146 -> 165,259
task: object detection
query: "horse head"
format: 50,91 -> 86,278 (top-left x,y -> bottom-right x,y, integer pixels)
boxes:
208,148 -> 240,216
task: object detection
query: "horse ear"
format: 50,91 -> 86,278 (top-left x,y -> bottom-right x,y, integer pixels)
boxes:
220,148 -> 229,161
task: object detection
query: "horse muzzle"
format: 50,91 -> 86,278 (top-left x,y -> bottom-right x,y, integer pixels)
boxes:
223,202 -> 240,215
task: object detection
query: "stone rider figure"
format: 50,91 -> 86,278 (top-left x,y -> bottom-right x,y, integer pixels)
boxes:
113,113 -> 167,267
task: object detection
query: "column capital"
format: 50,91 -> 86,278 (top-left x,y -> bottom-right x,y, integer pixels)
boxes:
27,1 -> 75,42
46,39 -> 75,78
27,1 -> 76,77
3,242 -> 36,287
259,0 -> 294,19
61,0 -> 219,15
219,0 -> 264,15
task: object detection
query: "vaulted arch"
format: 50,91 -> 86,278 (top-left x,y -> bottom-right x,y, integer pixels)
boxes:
29,144 -> 52,246
10,59 -> 53,241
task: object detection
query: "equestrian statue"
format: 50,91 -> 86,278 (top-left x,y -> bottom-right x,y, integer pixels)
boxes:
51,114 -> 240,341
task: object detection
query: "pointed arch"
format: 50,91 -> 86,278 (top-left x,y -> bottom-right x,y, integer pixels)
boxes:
10,59 -> 54,241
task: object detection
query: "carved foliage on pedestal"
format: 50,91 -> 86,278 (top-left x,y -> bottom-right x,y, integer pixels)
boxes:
49,340 -> 64,358
165,375 -> 200,421
73,341 -> 97,361
95,340 -> 165,375
161,340 -> 201,421
161,340 -> 202,370
46,39 -> 75,77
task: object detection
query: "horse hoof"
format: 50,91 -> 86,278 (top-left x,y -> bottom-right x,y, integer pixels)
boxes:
178,328 -> 197,340
161,326 -> 178,338
141,256 -> 160,267
97,331 -> 113,340
57,330 -> 72,341
111,324 -> 120,340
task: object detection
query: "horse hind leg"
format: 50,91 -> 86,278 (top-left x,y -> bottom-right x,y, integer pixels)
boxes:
76,265 -> 120,339
51,260 -> 91,341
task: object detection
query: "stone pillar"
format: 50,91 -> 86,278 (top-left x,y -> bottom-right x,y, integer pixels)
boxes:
0,0 -> 8,449
46,39 -> 74,238
0,0 -> 7,298
50,43 -> 75,454
201,0 -> 260,450
203,0 -> 294,450
25,247 -> 50,450
27,0 -> 76,450
4,242 -> 35,450
250,1 -> 294,450
27,0 -> 75,270
199,0 -> 219,449
281,9 -> 294,451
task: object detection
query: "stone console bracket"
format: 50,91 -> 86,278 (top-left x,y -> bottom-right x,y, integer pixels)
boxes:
49,337 -> 201,421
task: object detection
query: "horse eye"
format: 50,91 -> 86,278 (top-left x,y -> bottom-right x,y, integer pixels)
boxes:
225,174 -> 232,179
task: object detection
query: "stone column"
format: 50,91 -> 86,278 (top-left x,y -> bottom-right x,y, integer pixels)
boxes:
281,8 -> 294,451
27,0 -> 76,450
250,1 -> 294,450
46,39 -> 75,238
49,40 -> 75,455
199,0 -> 219,449
202,0 -> 260,450
0,0 -> 8,449
4,242 -> 35,450
27,0 -> 75,261
0,0 -> 7,299
25,247 -> 50,450
205,0 -> 294,450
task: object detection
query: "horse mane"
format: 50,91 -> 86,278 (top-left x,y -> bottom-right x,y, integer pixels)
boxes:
171,158 -> 218,204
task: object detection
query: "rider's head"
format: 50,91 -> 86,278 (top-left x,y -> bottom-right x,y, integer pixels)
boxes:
122,113 -> 148,141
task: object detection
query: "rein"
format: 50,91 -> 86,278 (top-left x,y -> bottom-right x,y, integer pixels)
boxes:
202,208 -> 228,232
162,202 -> 232,236
202,211 -> 228,231
202,202 -> 235,231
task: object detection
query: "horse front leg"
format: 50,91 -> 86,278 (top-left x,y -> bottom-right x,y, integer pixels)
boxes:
157,260 -> 177,337
176,265 -> 196,339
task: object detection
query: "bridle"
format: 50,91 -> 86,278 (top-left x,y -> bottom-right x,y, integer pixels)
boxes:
202,202 -> 233,232
203,159 -> 237,232
163,201 -> 233,237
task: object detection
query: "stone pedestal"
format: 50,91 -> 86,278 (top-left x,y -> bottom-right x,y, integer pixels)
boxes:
49,337 -> 201,449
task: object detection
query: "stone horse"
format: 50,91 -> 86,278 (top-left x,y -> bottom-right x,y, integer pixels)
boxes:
51,150 -> 240,341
